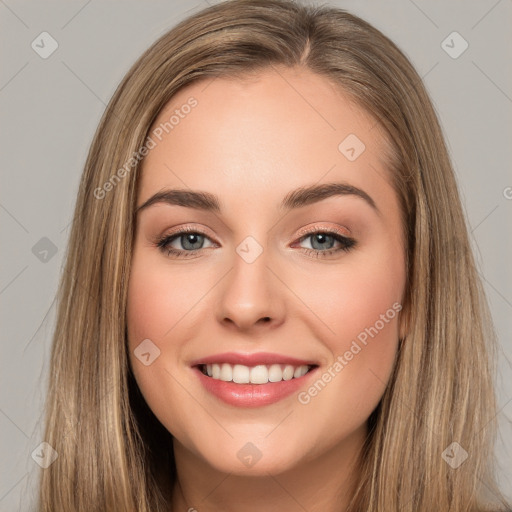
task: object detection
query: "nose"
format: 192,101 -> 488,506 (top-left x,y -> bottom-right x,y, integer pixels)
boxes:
216,247 -> 285,333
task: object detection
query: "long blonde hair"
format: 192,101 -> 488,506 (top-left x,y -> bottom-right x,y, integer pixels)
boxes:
38,0 -> 509,510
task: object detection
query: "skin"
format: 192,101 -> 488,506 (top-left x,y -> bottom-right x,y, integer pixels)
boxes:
127,66 -> 406,512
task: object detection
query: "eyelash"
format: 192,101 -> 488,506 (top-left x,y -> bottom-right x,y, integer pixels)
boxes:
155,225 -> 356,259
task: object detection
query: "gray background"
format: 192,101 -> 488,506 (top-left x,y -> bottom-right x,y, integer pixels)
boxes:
1,0 -> 511,509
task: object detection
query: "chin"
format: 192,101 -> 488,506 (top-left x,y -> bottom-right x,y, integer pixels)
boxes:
186,436 -> 307,477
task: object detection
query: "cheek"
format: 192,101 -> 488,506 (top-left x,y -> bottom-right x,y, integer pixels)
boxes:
127,255 -> 203,345
305,241 -> 404,374
127,269 -> 168,348
126,255 -> 195,423
291,250 -> 404,437
126,251 -> 184,396
126,249 -> 222,404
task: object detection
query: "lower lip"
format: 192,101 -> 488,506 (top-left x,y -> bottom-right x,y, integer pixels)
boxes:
193,366 -> 318,408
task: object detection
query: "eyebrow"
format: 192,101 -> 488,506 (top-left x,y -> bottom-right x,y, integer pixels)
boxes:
135,182 -> 378,215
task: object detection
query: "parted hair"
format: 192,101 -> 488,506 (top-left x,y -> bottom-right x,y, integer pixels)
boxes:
38,0 -> 509,510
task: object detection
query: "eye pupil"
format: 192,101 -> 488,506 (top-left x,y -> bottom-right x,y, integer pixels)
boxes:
182,233 -> 203,250
311,233 -> 335,250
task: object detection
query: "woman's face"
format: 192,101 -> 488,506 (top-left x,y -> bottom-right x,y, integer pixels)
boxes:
127,66 -> 406,476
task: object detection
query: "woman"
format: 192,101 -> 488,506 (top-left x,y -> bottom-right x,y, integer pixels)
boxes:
38,0 -> 511,510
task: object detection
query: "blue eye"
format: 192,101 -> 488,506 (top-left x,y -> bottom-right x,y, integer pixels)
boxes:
296,231 -> 356,258
156,228 -> 215,258
155,228 -> 356,259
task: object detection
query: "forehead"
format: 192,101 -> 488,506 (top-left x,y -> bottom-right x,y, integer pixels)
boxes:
138,66 -> 395,214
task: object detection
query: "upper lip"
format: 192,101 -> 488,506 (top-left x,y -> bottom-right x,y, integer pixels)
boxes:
190,352 -> 318,367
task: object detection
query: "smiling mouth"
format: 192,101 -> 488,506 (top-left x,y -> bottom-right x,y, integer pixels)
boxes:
197,363 -> 317,385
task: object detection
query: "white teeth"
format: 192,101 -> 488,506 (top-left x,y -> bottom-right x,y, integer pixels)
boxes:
292,366 -> 308,378
268,364 -> 283,382
202,363 -> 312,384
282,365 -> 295,381
219,363 -> 233,382
232,364 -> 250,384
250,365 -> 269,384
